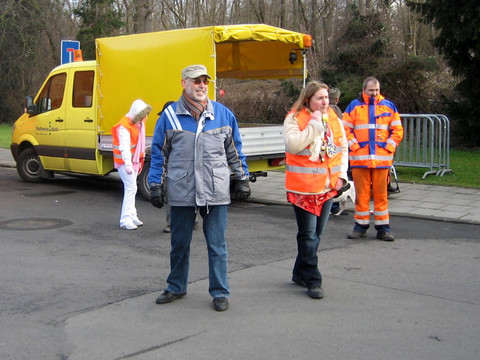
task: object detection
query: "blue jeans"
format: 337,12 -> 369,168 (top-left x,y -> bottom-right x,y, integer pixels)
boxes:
292,198 -> 333,288
166,205 -> 229,299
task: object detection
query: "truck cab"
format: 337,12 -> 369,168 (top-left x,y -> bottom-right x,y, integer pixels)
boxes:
11,61 -> 114,182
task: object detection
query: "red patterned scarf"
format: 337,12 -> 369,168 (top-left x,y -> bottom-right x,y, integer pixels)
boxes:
181,91 -> 208,121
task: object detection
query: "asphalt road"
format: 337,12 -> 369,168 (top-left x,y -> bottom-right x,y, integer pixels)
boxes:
1,166 -> 479,359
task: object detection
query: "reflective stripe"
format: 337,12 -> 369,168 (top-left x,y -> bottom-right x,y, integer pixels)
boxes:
355,124 -> 370,130
113,144 -> 135,150
165,105 -> 182,130
342,120 -> 354,128
355,218 -> 370,225
391,120 -> 402,126
387,138 -> 397,147
330,164 -> 342,173
350,154 -> 394,161
374,210 -> 389,216
285,164 -> 328,175
355,210 -> 370,216
374,219 -> 389,225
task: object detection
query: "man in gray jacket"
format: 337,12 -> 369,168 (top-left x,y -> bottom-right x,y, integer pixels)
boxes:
148,64 -> 250,312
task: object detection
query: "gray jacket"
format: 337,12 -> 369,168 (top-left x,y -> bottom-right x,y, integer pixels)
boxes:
149,99 -> 249,207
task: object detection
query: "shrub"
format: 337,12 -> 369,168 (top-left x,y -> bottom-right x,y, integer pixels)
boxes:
216,78 -> 303,124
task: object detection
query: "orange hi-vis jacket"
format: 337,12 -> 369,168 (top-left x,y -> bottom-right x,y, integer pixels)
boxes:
285,107 -> 345,195
112,116 -> 142,167
342,92 -> 403,169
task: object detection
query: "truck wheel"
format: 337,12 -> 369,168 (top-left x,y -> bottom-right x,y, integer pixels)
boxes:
137,161 -> 151,201
16,148 -> 53,182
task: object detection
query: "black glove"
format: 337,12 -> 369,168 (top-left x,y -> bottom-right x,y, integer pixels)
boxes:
234,179 -> 251,201
150,184 -> 166,209
334,181 -> 351,198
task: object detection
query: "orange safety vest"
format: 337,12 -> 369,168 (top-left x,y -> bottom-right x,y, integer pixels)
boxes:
342,92 -> 403,169
285,107 -> 344,195
111,116 -> 141,167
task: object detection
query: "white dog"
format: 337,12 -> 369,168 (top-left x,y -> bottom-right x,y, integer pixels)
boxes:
332,180 -> 355,216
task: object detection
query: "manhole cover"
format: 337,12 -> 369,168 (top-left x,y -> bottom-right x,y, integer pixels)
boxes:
0,218 -> 73,231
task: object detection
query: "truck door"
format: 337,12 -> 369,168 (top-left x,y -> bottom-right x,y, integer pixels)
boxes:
34,72 -> 67,170
64,70 -> 99,173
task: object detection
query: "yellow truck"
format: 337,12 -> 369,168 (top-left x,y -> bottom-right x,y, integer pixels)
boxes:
10,24 -> 311,199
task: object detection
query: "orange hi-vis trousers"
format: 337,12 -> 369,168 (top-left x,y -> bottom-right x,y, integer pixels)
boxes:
352,168 -> 389,227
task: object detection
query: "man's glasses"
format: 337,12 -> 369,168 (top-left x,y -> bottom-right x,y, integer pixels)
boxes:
188,78 -> 209,85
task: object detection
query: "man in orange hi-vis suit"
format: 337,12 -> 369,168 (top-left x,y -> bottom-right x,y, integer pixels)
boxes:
342,77 -> 403,241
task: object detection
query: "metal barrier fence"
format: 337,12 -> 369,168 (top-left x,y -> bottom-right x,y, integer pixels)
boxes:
394,114 -> 453,179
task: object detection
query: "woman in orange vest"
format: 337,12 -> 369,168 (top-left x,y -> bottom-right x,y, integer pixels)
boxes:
112,99 -> 152,230
284,81 -> 349,299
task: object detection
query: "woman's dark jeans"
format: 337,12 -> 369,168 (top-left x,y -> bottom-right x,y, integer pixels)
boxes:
292,198 -> 333,288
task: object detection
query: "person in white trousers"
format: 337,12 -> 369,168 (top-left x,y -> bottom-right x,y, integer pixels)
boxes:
112,99 -> 152,230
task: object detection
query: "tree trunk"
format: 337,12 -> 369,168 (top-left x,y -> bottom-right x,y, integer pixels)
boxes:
133,0 -> 153,33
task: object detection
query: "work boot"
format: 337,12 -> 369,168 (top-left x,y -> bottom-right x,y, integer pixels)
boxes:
376,232 -> 395,241
347,230 -> 367,239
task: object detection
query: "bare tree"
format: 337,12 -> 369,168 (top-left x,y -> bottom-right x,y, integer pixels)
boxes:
133,0 -> 154,32
0,0 -> 450,123
159,0 -> 188,28
0,0 -> 77,122
248,0 -> 266,23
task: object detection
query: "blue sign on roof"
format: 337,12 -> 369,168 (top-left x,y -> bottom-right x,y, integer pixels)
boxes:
61,40 -> 80,65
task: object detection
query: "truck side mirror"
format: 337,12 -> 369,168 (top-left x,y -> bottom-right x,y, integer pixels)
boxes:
25,96 -> 37,115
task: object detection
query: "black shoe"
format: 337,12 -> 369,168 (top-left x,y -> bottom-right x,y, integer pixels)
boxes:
292,275 -> 307,287
307,286 -> 324,299
387,184 -> 400,194
213,297 -> 229,311
162,226 -> 171,233
347,230 -> 367,239
376,232 -> 395,241
156,290 -> 186,304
